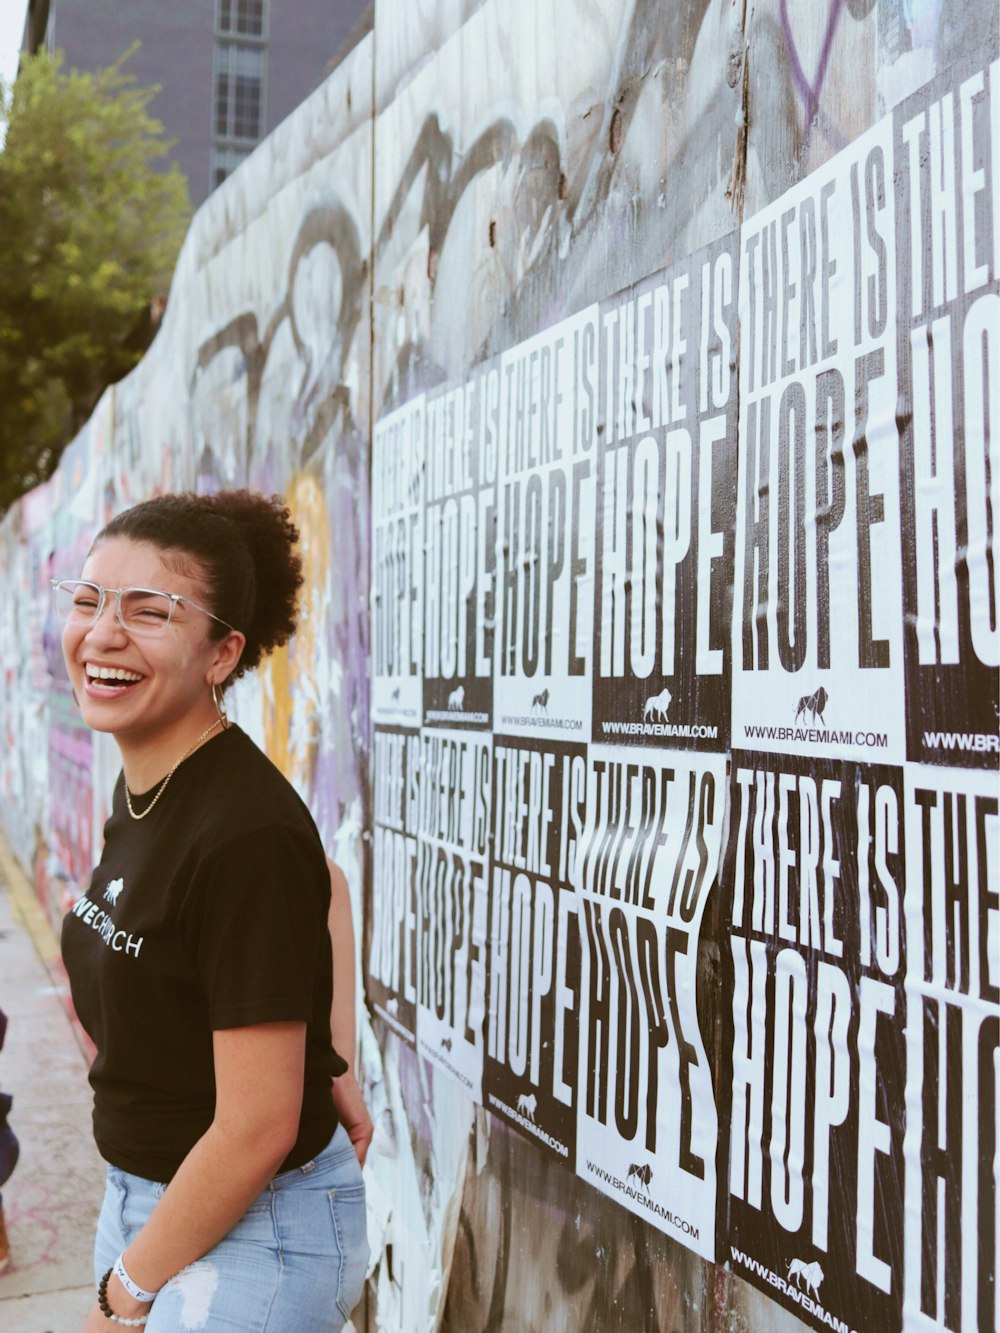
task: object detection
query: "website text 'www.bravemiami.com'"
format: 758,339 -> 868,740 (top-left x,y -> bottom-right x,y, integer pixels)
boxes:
923,730 -> 999,753
743,725 -> 889,748
729,1248 -> 859,1333
585,1161 -> 699,1238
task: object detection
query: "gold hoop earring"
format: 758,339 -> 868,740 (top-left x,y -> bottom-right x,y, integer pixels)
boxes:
211,681 -> 229,728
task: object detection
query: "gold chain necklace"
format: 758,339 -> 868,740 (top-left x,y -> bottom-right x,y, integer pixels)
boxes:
125,718 -> 224,820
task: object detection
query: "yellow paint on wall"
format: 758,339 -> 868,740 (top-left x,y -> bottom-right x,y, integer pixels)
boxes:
261,471 -> 331,790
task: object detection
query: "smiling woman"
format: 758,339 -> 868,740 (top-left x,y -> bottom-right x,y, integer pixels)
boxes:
56,490 -> 370,1332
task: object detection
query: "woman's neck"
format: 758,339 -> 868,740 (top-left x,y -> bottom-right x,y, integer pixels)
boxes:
119,711 -> 225,795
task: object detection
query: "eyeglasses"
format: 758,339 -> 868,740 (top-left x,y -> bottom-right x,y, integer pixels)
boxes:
50,579 -> 235,637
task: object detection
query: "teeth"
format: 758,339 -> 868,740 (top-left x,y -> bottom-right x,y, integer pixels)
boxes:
87,666 -> 142,683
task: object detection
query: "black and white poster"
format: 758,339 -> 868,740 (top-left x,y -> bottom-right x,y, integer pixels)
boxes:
732,114 -> 906,764
722,753 -> 907,1333
422,361 -> 499,729
895,59 -> 999,769
593,234 -> 738,752
482,736 -> 585,1166
574,746 -> 724,1259
903,764 -> 998,1333
367,725 -> 420,1044
372,394 -> 425,724
493,306 -> 599,742
413,726 -> 491,1100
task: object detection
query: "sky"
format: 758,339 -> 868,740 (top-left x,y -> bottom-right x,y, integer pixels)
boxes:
0,0 -> 27,81
0,0 -> 30,143
0,0 -> 28,88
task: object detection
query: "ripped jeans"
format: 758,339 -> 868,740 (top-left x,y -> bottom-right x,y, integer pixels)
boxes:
94,1124 -> 368,1331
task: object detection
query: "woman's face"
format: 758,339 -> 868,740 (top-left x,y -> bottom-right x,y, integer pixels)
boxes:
61,537 -> 226,748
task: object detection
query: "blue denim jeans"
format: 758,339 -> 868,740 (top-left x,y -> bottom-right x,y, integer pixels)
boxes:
94,1124 -> 368,1331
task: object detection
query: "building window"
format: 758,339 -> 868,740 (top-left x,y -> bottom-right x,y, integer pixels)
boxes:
217,0 -> 266,38
212,0 -> 267,193
214,44 -> 264,142
211,145 -> 251,189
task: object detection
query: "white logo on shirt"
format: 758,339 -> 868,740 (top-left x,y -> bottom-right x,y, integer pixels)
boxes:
70,894 -> 143,958
103,878 -> 124,905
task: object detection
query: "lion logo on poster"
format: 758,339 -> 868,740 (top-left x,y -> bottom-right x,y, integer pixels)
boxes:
448,685 -> 465,709
531,689 -> 549,713
794,687 -> 828,726
787,1258 -> 824,1299
643,687 -> 672,721
516,1092 -> 537,1121
626,1162 -> 653,1193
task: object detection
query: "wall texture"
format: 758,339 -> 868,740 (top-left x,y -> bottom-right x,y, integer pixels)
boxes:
1,3 -> 997,1331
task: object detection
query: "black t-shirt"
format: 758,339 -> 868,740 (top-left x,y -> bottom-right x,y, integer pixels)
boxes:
62,725 -> 346,1182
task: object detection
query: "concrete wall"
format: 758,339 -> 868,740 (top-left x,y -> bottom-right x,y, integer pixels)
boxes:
1,3 -> 997,1331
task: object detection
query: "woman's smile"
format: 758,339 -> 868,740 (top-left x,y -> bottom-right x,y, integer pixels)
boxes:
82,657 -> 147,698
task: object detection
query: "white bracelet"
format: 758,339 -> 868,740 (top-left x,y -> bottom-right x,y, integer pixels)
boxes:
113,1253 -> 160,1304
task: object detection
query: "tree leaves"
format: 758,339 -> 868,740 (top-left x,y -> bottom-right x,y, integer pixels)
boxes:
0,48 -> 191,512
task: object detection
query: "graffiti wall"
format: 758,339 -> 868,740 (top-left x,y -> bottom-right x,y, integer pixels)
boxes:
0,2 -> 996,1331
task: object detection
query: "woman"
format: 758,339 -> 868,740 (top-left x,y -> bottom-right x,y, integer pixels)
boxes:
56,490 -> 370,1330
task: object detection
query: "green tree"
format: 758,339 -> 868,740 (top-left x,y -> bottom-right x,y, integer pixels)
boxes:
0,48 -> 191,512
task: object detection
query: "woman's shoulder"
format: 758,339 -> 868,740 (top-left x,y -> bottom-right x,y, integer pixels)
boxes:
191,728 -> 323,855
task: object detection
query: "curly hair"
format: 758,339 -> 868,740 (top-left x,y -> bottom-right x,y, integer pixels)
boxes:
95,490 -> 303,684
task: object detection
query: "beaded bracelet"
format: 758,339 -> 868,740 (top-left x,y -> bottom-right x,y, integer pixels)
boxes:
97,1267 -> 149,1326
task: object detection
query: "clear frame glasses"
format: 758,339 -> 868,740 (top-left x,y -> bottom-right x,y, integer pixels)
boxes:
50,579 -> 235,637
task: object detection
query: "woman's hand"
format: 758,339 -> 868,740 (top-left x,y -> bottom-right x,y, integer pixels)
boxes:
82,1301 -> 153,1332
82,1302 -> 107,1332
81,1272 -> 153,1330
331,1069 -> 373,1166
82,1301 -> 108,1332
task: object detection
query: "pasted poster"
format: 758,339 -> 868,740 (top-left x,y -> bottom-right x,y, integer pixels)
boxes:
895,58 -> 999,768
367,724 -> 419,1044
483,736 -> 585,1165
903,764 -> 998,1333
493,306 -> 599,742
422,361 -> 499,729
574,746 -> 723,1259
731,113 -> 906,764
413,726 -> 491,1100
371,394 -> 425,725
722,754 -> 907,1333
593,234 -> 738,752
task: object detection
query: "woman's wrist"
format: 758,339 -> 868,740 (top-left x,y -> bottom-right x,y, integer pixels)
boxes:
114,1252 -> 161,1304
104,1270 -> 154,1321
96,1267 -> 153,1325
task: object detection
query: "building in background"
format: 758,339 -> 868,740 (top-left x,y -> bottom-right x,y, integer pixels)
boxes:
21,0 -> 372,205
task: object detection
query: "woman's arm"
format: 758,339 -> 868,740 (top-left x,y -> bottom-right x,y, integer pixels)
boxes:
83,1021 -> 306,1329
327,860 -> 357,1068
327,860 -> 373,1166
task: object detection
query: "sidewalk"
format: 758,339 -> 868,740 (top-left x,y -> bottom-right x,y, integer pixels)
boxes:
0,836 -> 105,1333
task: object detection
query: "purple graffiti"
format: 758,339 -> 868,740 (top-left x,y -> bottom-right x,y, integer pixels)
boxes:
779,0 -> 848,153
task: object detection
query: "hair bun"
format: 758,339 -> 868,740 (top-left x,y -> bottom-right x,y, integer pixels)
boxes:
95,489 -> 303,684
